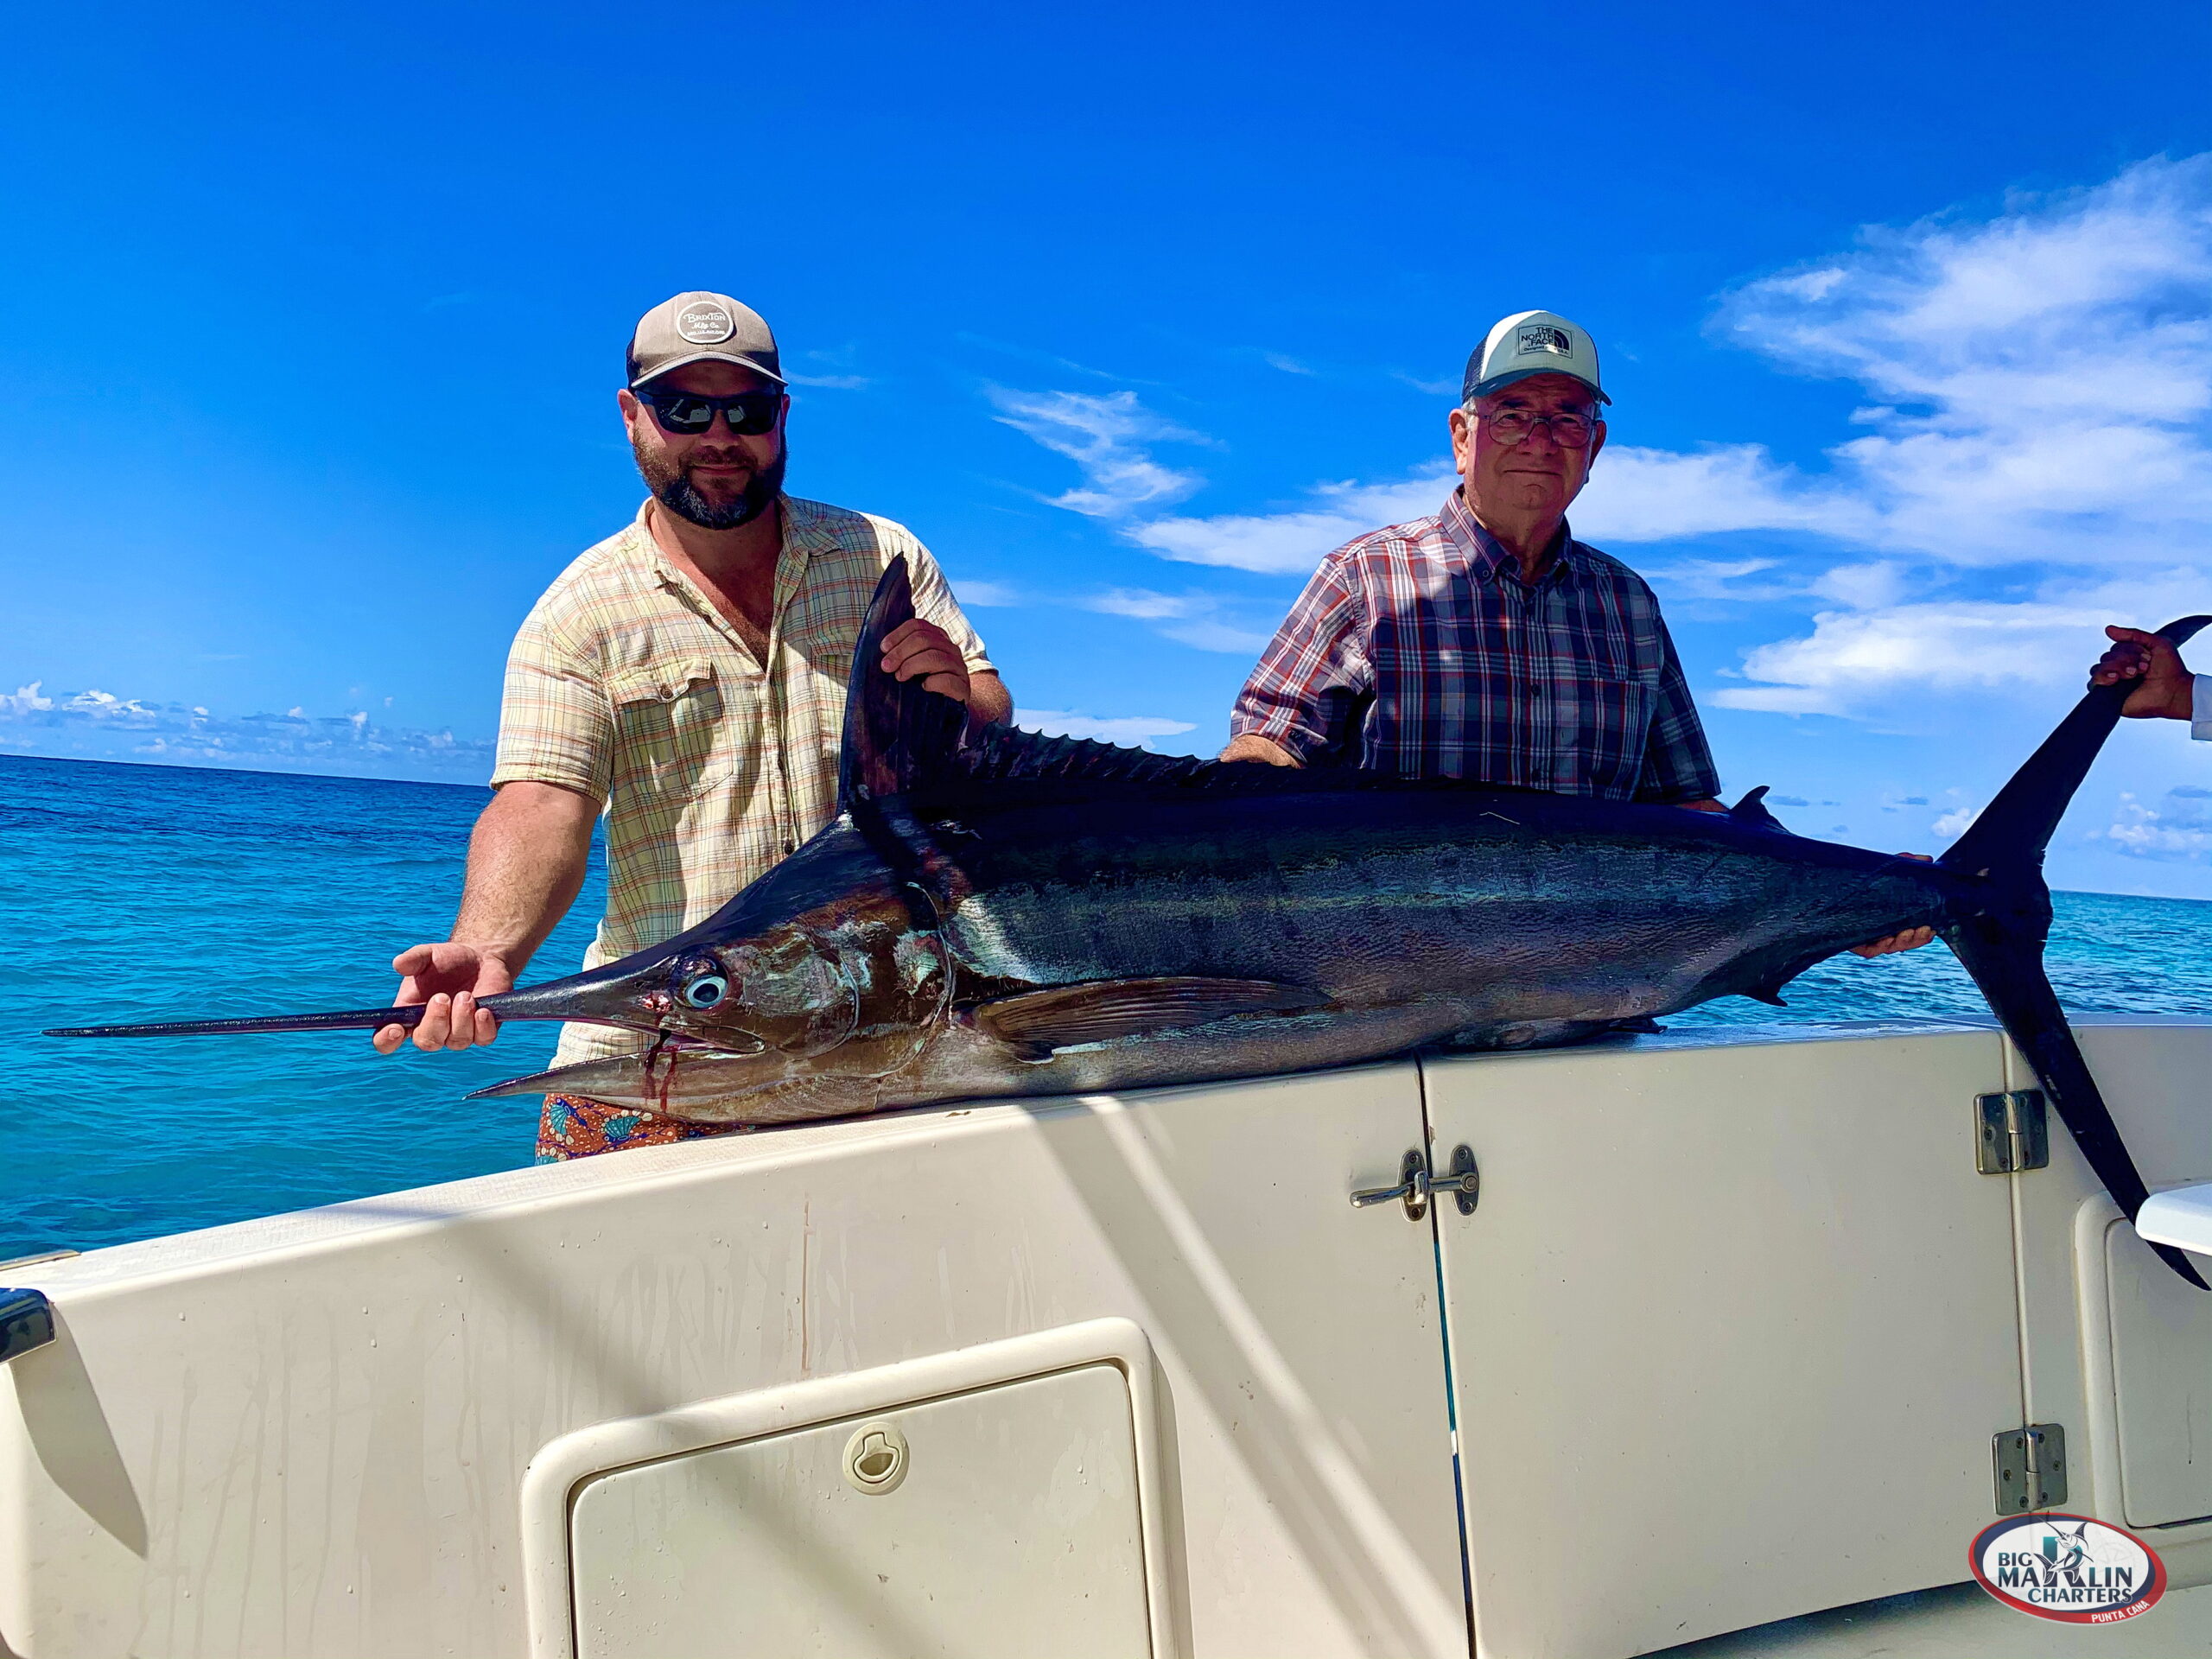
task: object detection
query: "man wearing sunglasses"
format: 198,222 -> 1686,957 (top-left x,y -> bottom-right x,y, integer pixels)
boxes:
373,291 -> 1012,1157
1224,308 -> 1930,959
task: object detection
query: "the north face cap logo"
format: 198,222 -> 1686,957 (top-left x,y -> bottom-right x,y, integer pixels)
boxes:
1516,324 -> 1574,358
676,302 -> 737,345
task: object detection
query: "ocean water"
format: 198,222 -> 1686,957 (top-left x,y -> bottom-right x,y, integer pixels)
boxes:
5,751 -> 2212,1261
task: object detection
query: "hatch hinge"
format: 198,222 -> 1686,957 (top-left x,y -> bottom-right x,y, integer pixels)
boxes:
1351,1146 -> 1478,1220
1993,1423 -> 2069,1514
1976,1090 -> 2050,1174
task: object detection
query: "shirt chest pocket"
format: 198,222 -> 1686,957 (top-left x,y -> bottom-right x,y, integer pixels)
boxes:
607,659 -> 734,804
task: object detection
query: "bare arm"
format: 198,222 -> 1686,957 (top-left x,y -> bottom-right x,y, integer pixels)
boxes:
1219,733 -> 1301,766
374,780 -> 599,1054
966,670 -> 1013,726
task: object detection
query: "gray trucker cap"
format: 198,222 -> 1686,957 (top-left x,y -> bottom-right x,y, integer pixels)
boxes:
626,292 -> 785,388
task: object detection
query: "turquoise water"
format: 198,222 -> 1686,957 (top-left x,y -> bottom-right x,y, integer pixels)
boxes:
5,752 -> 2212,1260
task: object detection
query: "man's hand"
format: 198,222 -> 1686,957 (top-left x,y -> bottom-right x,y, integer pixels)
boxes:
1852,853 -> 1936,957
2091,625 -> 2195,721
1219,733 -> 1300,767
374,942 -> 514,1053
880,619 -> 974,702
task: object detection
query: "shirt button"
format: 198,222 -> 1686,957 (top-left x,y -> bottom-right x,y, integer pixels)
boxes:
657,686 -> 675,702
781,838 -> 796,855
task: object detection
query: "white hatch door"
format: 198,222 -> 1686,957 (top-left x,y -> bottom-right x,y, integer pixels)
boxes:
1424,1029 -> 2024,1659
569,1362 -> 1150,1659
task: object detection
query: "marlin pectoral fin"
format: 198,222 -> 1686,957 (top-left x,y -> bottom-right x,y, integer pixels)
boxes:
962,976 -> 1327,1052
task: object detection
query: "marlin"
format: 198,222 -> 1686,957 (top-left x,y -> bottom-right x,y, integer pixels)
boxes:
48,562 -> 2210,1287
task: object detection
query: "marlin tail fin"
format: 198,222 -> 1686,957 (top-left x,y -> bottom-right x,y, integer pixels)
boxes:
1941,614 -> 2212,1290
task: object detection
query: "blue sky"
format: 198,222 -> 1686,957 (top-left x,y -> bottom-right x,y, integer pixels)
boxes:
5,2 -> 2212,893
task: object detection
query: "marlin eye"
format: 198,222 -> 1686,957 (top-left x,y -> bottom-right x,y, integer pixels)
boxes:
680,971 -> 729,1009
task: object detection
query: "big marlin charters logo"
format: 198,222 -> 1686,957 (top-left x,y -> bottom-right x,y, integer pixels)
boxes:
1969,1513 -> 2166,1624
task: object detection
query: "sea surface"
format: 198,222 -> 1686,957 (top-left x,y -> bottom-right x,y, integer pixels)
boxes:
6,751 -> 2212,1261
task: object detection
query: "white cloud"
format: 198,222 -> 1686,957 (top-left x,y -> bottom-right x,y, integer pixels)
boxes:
1132,466 -> 1455,575
1155,618 -> 1273,654
1715,154 -> 2212,564
1080,588 -> 1274,654
0,681 -> 493,780
1713,567 -> 2210,715
1810,561 -> 1910,609
1933,803 -> 1977,840
1573,444 -> 1867,543
2098,792 -> 2212,861
1086,588 -> 1194,620
1013,709 -> 1199,750
1713,601 -> 2089,713
786,372 -> 870,390
987,387 -> 1207,518
1263,353 -> 1314,376
1390,371 -> 1459,397
948,576 -> 1021,607
1639,557 -> 1789,602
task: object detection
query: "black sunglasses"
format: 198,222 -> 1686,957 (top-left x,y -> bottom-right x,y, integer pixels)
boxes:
634,387 -> 784,436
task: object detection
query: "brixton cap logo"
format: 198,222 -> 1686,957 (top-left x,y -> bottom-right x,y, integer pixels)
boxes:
1462,308 -> 1610,406
627,290 -> 785,388
675,301 -> 737,345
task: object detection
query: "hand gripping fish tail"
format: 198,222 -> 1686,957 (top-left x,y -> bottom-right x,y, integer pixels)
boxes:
39,571 -> 2212,1291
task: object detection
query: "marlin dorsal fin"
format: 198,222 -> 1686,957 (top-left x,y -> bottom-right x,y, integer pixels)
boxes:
836,556 -> 977,810
837,557 -> 1224,810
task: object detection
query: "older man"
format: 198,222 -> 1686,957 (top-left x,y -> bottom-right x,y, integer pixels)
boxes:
374,291 -> 1010,1158
1225,309 -> 1929,957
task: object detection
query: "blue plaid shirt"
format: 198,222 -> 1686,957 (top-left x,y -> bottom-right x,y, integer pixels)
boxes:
1231,490 -> 1720,803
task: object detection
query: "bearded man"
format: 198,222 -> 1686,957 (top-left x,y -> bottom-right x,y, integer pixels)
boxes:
374,291 -> 1009,1158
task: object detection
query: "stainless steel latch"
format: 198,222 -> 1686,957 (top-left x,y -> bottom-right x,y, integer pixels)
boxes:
1351,1146 -> 1478,1220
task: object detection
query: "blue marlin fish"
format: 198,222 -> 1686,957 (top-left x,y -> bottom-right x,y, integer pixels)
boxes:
47,563 -> 2210,1287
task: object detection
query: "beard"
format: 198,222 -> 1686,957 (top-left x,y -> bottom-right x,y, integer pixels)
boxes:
635,436 -> 787,531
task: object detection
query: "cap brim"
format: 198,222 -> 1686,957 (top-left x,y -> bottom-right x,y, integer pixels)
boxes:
1465,366 -> 1610,405
630,350 -> 787,389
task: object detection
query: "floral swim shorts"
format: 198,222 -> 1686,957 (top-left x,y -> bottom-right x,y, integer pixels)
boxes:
534,1093 -> 748,1162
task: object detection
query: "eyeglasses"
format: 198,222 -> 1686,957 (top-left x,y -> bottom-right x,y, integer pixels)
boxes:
634,388 -> 785,436
1478,407 -> 1600,448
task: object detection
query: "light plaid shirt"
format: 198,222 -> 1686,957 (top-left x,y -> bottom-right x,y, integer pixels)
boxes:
1231,489 -> 1719,803
492,495 -> 993,1067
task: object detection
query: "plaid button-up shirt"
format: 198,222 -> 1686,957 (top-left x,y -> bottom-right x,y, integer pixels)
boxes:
1231,490 -> 1719,803
492,494 -> 993,1068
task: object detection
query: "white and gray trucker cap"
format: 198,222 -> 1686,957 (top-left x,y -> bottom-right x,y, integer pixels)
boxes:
626,291 -> 785,388
1461,309 -> 1609,405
